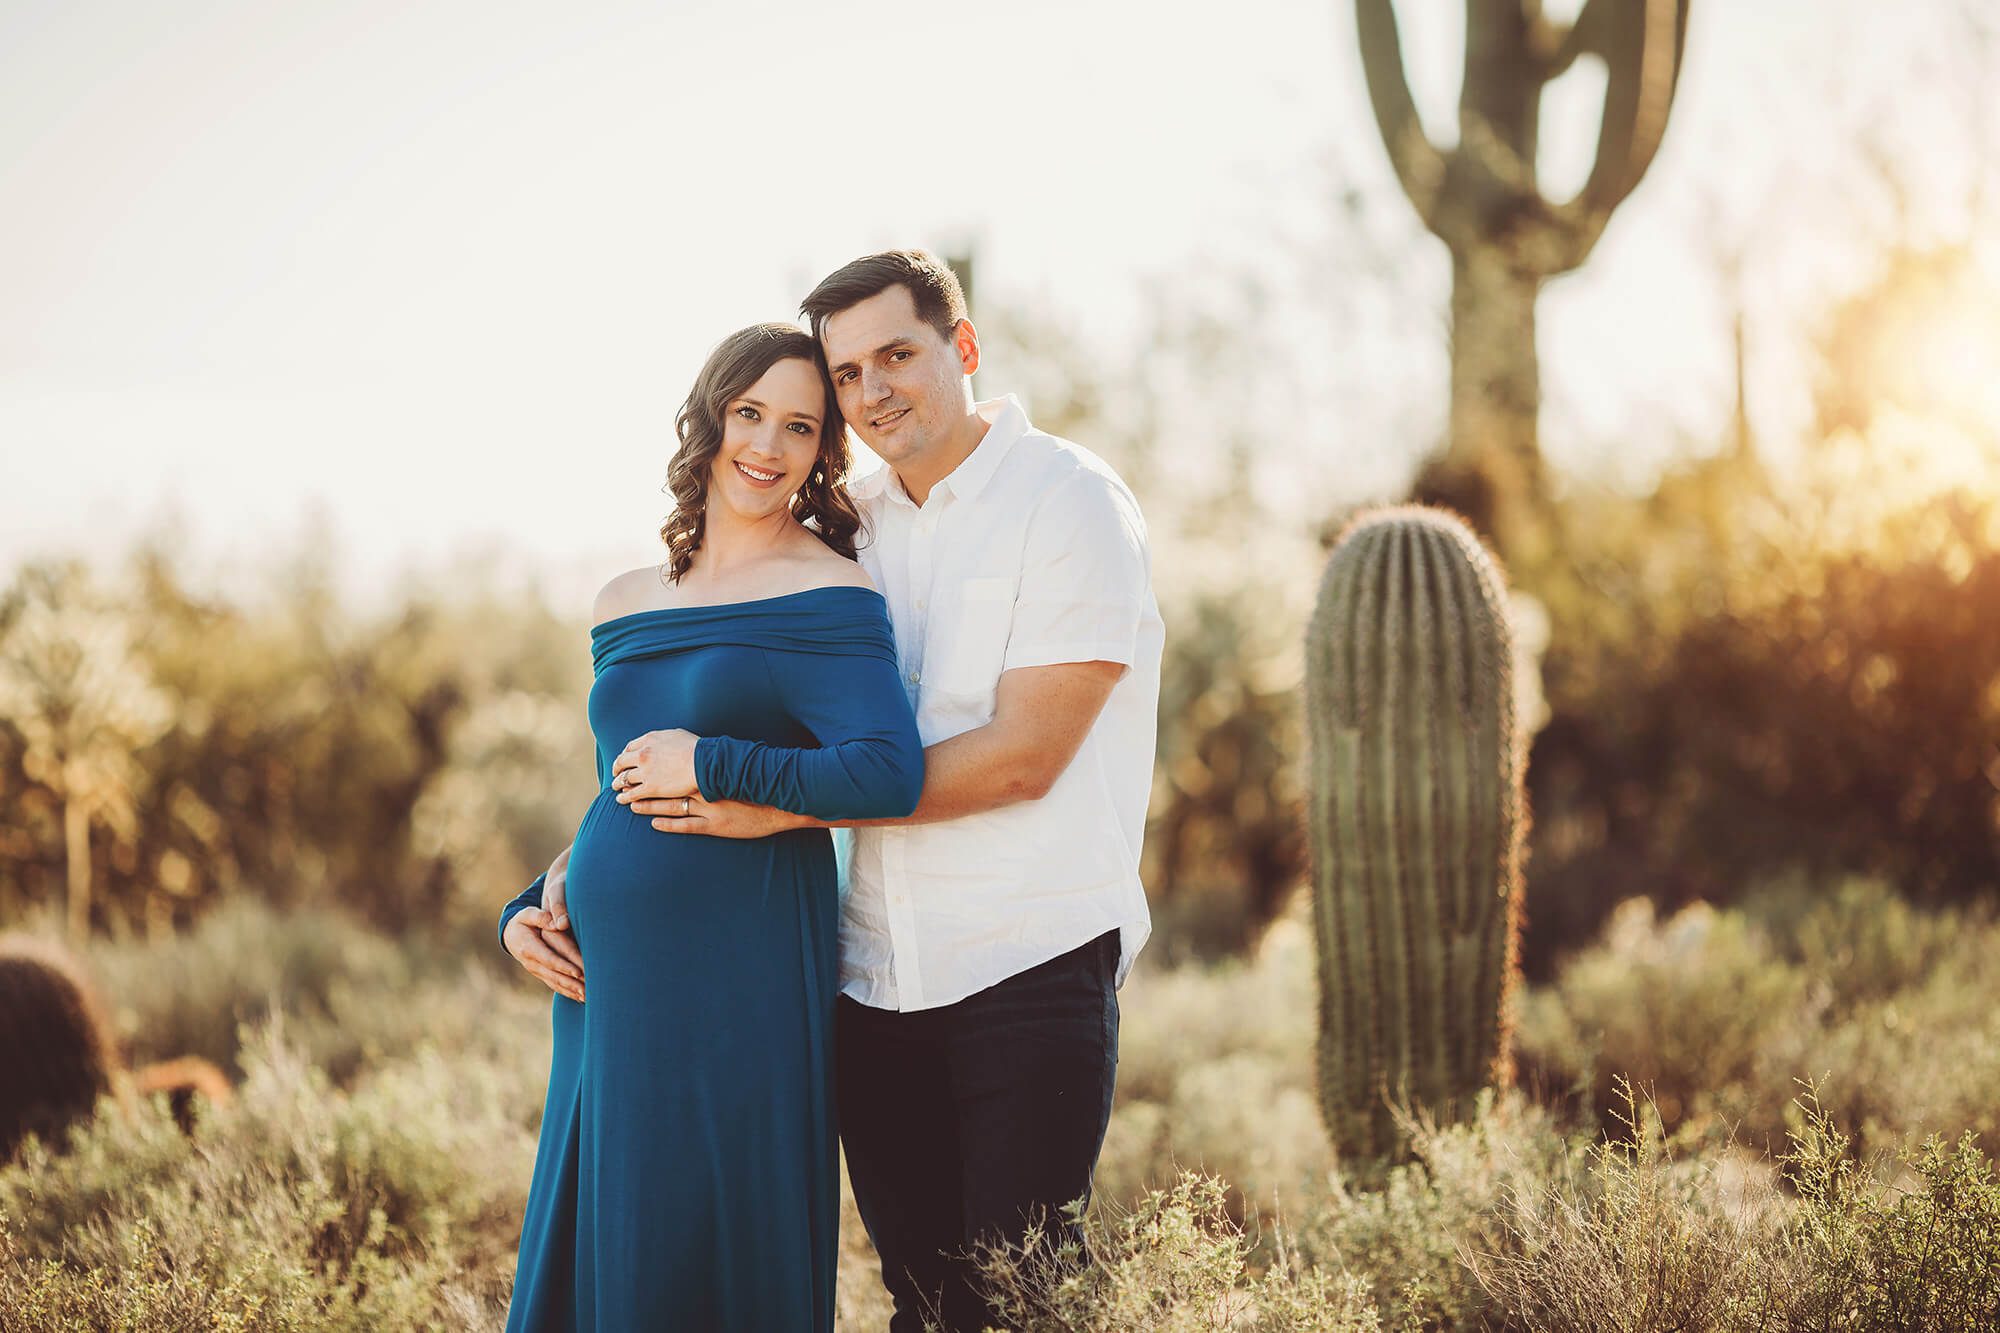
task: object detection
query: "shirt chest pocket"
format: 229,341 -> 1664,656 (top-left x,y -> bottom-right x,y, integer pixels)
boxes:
930,576 -> 1016,694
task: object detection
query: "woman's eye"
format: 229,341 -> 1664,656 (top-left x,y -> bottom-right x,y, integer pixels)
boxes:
788,421 -> 812,434
735,406 -> 758,420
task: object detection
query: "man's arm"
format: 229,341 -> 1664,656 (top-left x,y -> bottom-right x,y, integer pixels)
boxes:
845,658 -> 1123,825
624,660 -> 1122,835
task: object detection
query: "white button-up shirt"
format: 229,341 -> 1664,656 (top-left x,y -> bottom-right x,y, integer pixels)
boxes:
840,395 -> 1163,1012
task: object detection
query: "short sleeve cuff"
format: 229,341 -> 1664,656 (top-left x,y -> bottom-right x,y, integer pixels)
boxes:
1003,638 -> 1137,673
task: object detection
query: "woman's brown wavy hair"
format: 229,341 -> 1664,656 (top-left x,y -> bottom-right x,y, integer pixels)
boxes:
658,323 -> 862,583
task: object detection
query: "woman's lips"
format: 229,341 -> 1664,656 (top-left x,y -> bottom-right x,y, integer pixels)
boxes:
734,460 -> 782,487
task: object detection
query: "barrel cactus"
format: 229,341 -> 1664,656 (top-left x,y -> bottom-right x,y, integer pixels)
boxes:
1305,505 -> 1526,1159
0,935 -> 121,1160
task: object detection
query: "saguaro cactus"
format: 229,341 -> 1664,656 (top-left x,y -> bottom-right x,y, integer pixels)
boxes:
1305,505 -> 1525,1159
1353,0 -> 1692,564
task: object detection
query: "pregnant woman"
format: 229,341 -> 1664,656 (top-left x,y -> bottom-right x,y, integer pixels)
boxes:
497,323 -> 924,1331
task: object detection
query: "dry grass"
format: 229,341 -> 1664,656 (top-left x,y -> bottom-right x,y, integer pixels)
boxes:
5,886 -> 1998,1331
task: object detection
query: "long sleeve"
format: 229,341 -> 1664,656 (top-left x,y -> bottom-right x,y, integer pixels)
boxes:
497,870 -> 547,948
498,741 -> 613,949
693,643 -> 924,822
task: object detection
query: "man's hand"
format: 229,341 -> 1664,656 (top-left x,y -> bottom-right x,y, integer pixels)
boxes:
612,729 -> 701,805
644,791 -> 807,839
504,908 -> 585,1003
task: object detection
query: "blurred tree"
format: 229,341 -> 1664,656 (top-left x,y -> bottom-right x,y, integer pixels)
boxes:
0,548 -> 592,937
1518,243 -> 2000,973
1353,0 -> 1691,566
0,565 -> 170,939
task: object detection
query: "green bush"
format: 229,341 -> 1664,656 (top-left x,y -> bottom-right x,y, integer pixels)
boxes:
971,1174 -> 1384,1333
1465,1083 -> 1787,1332
0,1021 -> 540,1332
9,894 -> 2000,1330
1101,905 -> 1329,1219
1514,896 -> 1807,1134
33,896 -> 522,1089
1763,1085 -> 2000,1329
1516,883 -> 2000,1158
1292,1091 -> 1569,1330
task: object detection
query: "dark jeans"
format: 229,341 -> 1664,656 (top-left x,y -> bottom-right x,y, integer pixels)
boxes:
837,929 -> 1121,1333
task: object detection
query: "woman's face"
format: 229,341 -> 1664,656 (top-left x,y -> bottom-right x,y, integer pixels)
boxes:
707,356 -> 827,524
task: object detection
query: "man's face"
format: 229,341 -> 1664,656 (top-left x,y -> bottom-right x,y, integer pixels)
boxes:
820,284 -> 974,468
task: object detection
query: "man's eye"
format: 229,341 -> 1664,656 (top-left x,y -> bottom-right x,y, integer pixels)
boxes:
889,350 -> 911,362
837,372 -> 855,385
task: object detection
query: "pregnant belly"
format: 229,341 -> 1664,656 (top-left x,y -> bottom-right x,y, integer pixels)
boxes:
562,788 -> 828,972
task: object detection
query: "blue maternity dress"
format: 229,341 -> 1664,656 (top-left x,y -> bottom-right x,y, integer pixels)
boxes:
497,586 -> 924,1332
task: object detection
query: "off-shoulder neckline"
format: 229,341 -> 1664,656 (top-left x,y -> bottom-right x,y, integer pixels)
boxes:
588,583 -> 884,634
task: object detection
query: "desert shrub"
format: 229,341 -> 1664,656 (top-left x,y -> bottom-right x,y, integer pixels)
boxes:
0,1213 -> 336,1333
1756,876 -> 1962,1007
1465,1083 -> 1788,1333
1514,897 -> 1807,1135
1767,1086 -> 2000,1330
1756,955 -> 2000,1162
75,895 -> 525,1086
82,897 -> 414,1076
0,1020 -> 540,1332
972,1174 -> 1383,1333
10,895 -> 2000,1331
1101,904 -> 1330,1218
1517,885 -> 2000,1158
1292,1092 -> 1569,1330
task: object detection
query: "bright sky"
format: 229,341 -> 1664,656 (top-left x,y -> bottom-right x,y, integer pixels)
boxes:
2,0 -> 1993,609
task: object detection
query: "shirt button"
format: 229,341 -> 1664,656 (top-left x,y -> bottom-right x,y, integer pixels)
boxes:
908,670 -> 922,685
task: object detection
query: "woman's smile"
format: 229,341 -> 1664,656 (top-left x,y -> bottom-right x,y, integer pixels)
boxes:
732,459 -> 784,488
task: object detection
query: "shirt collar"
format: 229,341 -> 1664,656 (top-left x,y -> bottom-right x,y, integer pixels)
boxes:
943,395 -> 1030,502
877,394 -> 1031,510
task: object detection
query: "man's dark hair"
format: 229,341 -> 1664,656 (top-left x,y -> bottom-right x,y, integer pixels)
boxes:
800,249 -> 968,346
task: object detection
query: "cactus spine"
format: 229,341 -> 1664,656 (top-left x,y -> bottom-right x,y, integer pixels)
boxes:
1305,505 -> 1525,1159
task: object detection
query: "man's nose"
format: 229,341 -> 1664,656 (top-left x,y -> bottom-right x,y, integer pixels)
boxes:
859,365 -> 893,404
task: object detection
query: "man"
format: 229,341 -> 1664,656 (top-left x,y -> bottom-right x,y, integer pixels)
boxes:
505,250 -> 1162,1330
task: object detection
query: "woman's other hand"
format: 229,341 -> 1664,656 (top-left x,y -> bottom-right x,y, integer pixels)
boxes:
504,908 -> 585,1003
612,729 -> 702,805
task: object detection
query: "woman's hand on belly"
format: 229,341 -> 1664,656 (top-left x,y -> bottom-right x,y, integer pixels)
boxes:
504,908 -> 585,1003
643,792 -> 812,838
612,728 -> 700,805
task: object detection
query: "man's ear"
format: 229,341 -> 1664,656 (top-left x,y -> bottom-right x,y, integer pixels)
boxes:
953,318 -> 980,377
